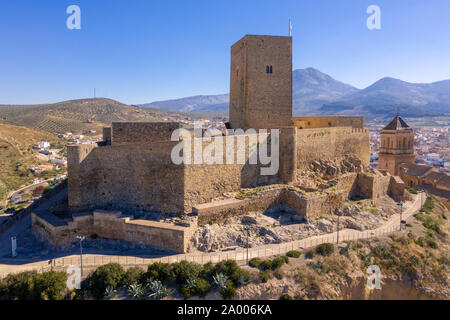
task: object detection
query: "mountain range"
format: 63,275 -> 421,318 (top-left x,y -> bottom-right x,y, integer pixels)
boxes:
138,68 -> 450,120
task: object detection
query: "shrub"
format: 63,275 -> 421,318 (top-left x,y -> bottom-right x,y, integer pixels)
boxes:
34,271 -> 67,300
281,256 -> 289,264
260,260 -> 273,270
305,250 -> 315,259
219,281 -> 236,300
259,271 -> 269,283
230,268 -> 251,287
315,243 -> 334,256
179,276 -> 211,299
279,294 -> 293,300
194,278 -> 211,298
87,263 -> 125,299
271,257 -> 286,270
171,261 -> 202,285
0,271 -> 39,300
211,260 -> 239,278
286,250 -> 301,258
122,267 -> 145,287
427,239 -> 438,249
339,246 -> 349,256
145,262 -> 171,282
249,258 -> 262,268
200,262 -> 214,278
415,213 -> 442,234
415,237 -> 425,247
405,186 -> 418,194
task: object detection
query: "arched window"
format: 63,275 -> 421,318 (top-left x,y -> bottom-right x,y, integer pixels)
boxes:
269,65 -> 273,73
266,65 -> 273,74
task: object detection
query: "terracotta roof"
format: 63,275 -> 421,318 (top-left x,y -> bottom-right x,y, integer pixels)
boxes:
383,115 -> 411,130
401,163 -> 434,177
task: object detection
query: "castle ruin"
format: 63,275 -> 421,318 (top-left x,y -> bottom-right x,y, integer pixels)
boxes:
32,34 -> 407,253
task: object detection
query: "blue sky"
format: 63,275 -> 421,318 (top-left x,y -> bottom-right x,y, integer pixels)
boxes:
0,0 -> 449,105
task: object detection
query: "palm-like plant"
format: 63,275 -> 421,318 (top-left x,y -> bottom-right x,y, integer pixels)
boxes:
104,286 -> 116,299
147,279 -> 170,300
212,273 -> 229,290
186,277 -> 197,289
128,283 -> 146,299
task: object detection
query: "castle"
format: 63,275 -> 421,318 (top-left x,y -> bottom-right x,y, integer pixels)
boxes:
32,35 -> 407,253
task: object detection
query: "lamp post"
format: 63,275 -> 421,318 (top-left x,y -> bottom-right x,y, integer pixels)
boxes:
398,202 -> 404,231
244,226 -> 250,264
76,235 -> 85,277
336,211 -> 342,244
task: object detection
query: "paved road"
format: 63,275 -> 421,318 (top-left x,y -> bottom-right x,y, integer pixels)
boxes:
0,192 -> 425,276
0,187 -> 68,257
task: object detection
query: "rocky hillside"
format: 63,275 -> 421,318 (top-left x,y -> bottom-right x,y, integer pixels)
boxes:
233,195 -> 449,300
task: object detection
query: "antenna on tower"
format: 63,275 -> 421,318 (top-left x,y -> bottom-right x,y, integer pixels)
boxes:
396,106 -> 400,117
289,19 -> 292,37
94,88 -> 96,100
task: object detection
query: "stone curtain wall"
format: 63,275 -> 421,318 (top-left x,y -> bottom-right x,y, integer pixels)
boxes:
111,122 -> 180,145
296,127 -> 370,169
292,116 -> 364,129
183,131 -> 288,211
32,210 -> 196,253
68,141 -> 185,214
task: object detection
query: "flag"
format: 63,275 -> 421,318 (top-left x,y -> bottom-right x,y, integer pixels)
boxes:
289,20 -> 292,36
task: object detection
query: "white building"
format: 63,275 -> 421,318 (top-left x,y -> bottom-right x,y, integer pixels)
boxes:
37,141 -> 50,149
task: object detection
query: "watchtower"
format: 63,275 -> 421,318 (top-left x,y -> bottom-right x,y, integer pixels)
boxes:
229,35 -> 292,130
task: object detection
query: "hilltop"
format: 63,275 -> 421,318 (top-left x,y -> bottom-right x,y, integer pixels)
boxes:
0,98 -> 162,134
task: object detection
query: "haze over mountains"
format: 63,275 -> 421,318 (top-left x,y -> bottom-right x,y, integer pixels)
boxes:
139,68 -> 450,120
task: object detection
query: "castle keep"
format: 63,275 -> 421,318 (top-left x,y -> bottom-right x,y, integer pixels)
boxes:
32,34 -> 404,253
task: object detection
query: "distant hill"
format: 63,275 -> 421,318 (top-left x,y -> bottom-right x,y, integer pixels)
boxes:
0,98 -> 162,134
140,94 -> 229,113
292,68 -> 358,112
321,77 -> 450,119
137,68 -> 450,120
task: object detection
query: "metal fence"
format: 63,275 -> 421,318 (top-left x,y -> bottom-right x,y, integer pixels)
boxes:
4,192 -> 426,276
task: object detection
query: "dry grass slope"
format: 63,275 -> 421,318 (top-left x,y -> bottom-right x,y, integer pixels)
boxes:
0,123 -> 59,205
0,98 -> 161,134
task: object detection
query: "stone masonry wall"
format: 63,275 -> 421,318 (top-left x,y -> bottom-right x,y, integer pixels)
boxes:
111,122 -> 180,145
296,127 -> 370,169
68,141 -> 185,214
32,210 -> 197,253
292,116 -> 364,129
229,35 -> 292,130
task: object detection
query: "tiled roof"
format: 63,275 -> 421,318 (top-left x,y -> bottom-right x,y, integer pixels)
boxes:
401,163 -> 434,177
383,116 -> 411,130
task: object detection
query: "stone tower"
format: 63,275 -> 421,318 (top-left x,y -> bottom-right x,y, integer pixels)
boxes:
378,114 -> 415,175
229,35 -> 292,130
